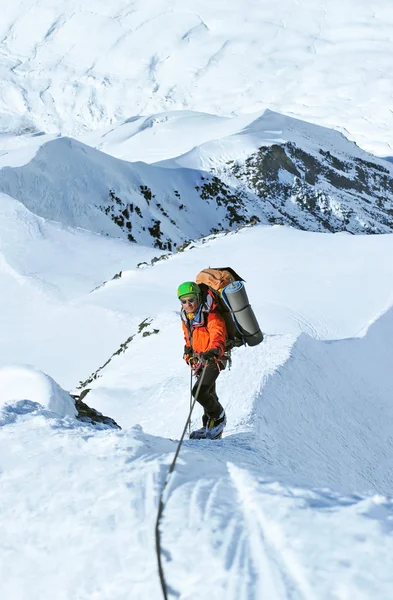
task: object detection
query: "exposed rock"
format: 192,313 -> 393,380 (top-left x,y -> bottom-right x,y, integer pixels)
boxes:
228,142 -> 393,234
71,390 -> 121,429
77,318 -> 159,389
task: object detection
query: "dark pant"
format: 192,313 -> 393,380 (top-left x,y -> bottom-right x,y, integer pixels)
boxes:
192,362 -> 223,419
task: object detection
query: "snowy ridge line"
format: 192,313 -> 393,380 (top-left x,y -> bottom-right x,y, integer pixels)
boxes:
354,292 -> 393,338
0,135 -> 259,249
76,318 -> 158,391
253,306 -> 393,494
135,219 -> 259,272
4,109 -> 393,260
155,367 -> 207,600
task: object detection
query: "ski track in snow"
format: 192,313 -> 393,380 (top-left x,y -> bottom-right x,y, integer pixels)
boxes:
229,465 -> 314,600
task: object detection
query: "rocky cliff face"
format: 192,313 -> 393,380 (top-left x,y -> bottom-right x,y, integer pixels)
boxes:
226,142 -> 393,234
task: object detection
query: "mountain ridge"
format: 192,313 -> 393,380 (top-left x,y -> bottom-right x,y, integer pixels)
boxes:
1,110 -> 393,246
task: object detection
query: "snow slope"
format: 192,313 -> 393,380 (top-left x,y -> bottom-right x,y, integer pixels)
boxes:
2,410 -> 393,600
0,192 -> 161,385
0,0 -> 392,157
0,366 -> 76,418
1,214 -> 393,598
256,308 -> 393,493
77,225 -> 393,495
0,133 -> 257,247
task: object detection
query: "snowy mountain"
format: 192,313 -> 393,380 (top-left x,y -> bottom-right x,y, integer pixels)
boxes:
2,1 -> 393,598
0,191 -> 162,383
1,110 -> 393,250
156,110 -> 393,234
0,133 -> 254,250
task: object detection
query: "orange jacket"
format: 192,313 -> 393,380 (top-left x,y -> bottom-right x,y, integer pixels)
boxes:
182,309 -> 227,356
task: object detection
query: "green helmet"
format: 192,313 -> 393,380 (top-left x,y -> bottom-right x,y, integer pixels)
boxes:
177,281 -> 201,299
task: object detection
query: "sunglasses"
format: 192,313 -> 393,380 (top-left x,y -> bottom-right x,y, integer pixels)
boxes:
180,296 -> 198,305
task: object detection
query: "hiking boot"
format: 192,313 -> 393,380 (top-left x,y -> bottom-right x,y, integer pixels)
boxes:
205,409 -> 226,440
190,413 -> 209,439
189,426 -> 207,439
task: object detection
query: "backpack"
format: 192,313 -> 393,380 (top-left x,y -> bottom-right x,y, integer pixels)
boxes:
196,267 -> 263,348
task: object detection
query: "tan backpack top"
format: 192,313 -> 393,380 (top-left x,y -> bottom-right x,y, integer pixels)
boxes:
196,267 -> 243,291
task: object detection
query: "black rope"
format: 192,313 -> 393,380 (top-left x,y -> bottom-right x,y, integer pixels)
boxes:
189,369 -> 193,437
155,365 -> 207,600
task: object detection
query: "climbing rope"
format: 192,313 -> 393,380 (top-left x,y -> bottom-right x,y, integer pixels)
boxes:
155,364 -> 207,600
189,368 -> 193,437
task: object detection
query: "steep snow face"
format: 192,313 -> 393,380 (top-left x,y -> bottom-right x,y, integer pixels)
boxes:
254,307 -> 393,494
0,0 -> 392,156
0,192 -> 161,385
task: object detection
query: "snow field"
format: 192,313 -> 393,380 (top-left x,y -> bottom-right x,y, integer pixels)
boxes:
0,0 -> 392,156
0,414 -> 169,600
0,192 -> 161,386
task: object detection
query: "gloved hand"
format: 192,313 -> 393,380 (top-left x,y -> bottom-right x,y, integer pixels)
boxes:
183,346 -> 193,362
198,348 -> 220,364
189,357 -> 200,370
